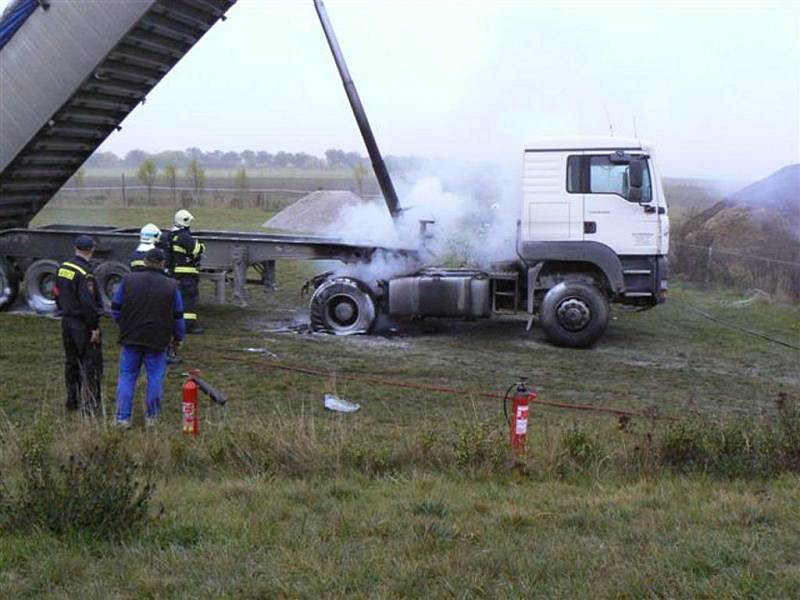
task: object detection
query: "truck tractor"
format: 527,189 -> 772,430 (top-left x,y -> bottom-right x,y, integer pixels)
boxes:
306,1 -> 669,348
308,137 -> 669,348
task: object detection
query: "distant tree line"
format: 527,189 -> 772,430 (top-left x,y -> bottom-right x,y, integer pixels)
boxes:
87,147 -> 422,172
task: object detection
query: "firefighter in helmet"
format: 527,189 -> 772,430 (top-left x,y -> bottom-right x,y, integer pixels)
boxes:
164,209 -> 205,333
129,223 -> 161,272
54,235 -> 104,415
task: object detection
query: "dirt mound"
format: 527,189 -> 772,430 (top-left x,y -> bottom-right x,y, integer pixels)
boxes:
674,165 -> 799,298
729,164 -> 800,213
263,190 -> 393,238
681,164 -> 799,244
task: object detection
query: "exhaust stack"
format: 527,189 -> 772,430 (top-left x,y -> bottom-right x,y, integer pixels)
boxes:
313,0 -> 401,219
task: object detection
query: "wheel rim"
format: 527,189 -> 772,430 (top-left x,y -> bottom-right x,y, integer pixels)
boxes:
556,297 -> 591,331
39,273 -> 57,301
327,294 -> 359,328
105,274 -> 123,300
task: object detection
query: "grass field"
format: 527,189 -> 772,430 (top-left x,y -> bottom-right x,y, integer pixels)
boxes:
84,167 -> 359,180
2,206 -> 799,597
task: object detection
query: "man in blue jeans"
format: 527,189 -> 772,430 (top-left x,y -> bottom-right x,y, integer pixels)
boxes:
111,248 -> 185,428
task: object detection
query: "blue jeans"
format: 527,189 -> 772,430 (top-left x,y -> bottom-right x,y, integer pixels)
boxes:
115,346 -> 167,421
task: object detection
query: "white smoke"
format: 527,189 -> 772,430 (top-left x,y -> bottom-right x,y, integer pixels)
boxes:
329,160 -> 521,281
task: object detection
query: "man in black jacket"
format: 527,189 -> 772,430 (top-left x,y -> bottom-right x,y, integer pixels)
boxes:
165,209 -> 205,334
111,248 -> 185,428
54,235 -> 104,415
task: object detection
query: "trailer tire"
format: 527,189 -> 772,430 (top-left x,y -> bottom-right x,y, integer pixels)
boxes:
95,261 -> 130,311
0,258 -> 20,311
540,281 -> 608,348
24,259 -> 61,314
310,278 -> 376,335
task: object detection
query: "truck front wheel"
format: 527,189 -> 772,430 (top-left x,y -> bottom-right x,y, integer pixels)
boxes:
310,278 -> 376,335
539,281 -> 609,348
0,258 -> 19,311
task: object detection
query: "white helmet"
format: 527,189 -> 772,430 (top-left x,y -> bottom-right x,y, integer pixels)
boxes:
174,209 -> 194,228
139,223 -> 161,245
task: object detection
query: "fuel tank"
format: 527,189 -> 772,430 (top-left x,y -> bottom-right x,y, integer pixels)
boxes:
388,269 -> 490,318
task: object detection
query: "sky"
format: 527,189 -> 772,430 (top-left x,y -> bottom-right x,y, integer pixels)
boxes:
5,0 -> 799,182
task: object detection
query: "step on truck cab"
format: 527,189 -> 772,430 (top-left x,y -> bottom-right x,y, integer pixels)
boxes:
309,137 -> 670,348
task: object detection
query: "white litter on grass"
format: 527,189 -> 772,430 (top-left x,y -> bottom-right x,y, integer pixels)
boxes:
324,394 -> 360,413
243,347 -> 278,358
319,328 -> 368,336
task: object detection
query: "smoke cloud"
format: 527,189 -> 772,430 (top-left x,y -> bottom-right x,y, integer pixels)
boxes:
330,160 -> 521,282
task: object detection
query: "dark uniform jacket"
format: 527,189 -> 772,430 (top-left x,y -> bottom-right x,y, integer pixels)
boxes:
111,269 -> 185,351
164,228 -> 204,276
55,255 -> 103,328
129,249 -> 147,271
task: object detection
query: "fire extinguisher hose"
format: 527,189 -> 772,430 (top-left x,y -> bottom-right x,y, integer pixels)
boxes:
222,356 -> 681,421
502,383 -> 517,427
194,375 -> 227,406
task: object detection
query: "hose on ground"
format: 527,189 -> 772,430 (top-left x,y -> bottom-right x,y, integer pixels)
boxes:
223,355 -> 680,421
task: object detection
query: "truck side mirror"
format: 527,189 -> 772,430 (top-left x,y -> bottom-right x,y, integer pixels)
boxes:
629,160 -> 643,189
627,160 -> 651,203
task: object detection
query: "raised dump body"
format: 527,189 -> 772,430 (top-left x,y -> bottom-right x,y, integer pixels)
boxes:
0,0 -> 236,229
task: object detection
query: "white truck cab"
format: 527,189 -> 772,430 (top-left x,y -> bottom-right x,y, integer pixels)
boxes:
521,136 -> 669,256
518,137 -> 670,339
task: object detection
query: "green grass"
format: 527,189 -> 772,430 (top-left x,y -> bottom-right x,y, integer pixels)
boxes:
32,205 -> 274,232
83,166 -> 359,180
2,473 -> 799,598
2,206 -> 800,597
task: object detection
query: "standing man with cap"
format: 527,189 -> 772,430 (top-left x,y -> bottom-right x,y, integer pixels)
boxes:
111,247 -> 185,428
164,209 -> 205,334
54,235 -> 104,415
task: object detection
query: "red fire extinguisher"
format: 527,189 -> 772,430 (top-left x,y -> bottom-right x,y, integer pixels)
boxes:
504,377 -> 536,454
182,370 -> 200,437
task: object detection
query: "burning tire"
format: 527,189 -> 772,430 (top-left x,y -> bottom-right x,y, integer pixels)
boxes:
310,278 -> 376,335
24,259 -> 60,314
540,281 -> 608,348
0,257 -> 19,311
95,261 -> 130,311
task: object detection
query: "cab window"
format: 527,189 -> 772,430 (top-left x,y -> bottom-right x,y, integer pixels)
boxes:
567,155 -> 652,202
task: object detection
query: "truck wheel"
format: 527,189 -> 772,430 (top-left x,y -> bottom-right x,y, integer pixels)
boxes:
95,261 -> 130,311
0,258 -> 20,311
540,281 -> 609,348
24,259 -> 60,314
310,278 -> 376,335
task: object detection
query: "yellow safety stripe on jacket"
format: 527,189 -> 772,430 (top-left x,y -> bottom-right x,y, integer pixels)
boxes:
172,245 -> 187,254
192,240 -> 203,256
183,312 -> 197,320
174,266 -> 199,274
57,268 -> 76,280
130,260 -> 145,267
61,261 -> 88,276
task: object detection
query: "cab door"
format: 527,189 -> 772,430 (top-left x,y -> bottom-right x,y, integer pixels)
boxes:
577,154 -> 660,255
